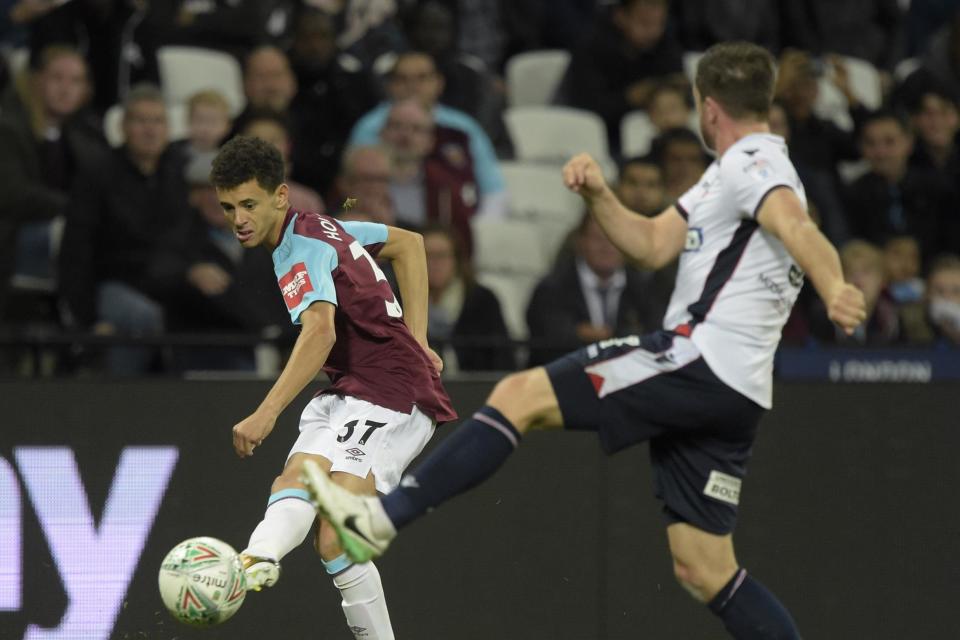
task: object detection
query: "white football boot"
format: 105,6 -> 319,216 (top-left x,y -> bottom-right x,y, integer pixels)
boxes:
239,554 -> 280,591
300,459 -> 395,563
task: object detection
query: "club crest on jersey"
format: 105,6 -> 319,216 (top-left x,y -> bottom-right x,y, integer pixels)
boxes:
744,157 -> 773,181
685,227 -> 704,252
279,262 -> 314,310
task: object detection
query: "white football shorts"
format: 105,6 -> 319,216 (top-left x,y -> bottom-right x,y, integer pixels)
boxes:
287,394 -> 436,494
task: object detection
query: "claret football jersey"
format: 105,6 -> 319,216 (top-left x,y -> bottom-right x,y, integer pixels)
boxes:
272,209 -> 457,423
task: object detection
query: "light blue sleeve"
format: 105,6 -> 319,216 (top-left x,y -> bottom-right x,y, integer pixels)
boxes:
275,235 -> 339,325
347,104 -> 390,147
436,108 -> 506,196
340,220 -> 389,250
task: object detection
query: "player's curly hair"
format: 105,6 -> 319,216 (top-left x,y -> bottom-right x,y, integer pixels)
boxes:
210,135 -> 285,193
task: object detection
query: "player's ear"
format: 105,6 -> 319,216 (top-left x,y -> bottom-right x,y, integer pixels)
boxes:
275,183 -> 289,209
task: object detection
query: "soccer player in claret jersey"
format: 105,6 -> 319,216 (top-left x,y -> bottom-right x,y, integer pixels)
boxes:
303,42 -> 867,638
209,135 -> 456,640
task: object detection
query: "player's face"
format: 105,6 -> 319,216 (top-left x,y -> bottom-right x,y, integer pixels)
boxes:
217,179 -> 288,248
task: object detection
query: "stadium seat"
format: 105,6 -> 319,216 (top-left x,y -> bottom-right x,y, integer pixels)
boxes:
471,218 -> 551,339
157,46 -> 245,116
500,161 -> 583,261
103,102 -> 189,148
620,110 -> 658,157
505,106 -> 609,165
505,49 -> 571,107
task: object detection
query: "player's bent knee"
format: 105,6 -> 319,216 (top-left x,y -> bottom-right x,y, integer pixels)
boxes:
488,368 -> 559,432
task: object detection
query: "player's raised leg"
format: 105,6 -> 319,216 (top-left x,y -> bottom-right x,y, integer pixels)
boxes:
314,471 -> 394,640
302,367 -> 562,561
667,523 -> 800,639
241,453 -> 331,589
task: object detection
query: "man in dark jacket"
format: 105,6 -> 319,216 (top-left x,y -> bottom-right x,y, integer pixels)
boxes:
526,213 -> 670,365
557,0 -> 685,154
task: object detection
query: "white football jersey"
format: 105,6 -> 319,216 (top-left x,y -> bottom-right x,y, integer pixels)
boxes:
663,133 -> 807,408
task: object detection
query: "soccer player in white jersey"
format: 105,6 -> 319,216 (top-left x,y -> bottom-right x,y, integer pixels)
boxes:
302,42 -> 867,638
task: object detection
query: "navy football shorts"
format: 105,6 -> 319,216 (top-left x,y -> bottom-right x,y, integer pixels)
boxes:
544,330 -> 765,535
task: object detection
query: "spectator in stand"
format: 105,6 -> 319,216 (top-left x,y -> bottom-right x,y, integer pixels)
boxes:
526,213 -> 667,366
404,1 -> 509,154
646,82 -> 693,134
615,155 -> 665,218
239,110 -> 325,214
821,240 -> 902,345
423,225 -> 513,372
380,98 -> 478,252
556,0 -> 685,154
176,90 -> 232,160
242,45 -> 297,114
329,145 -> 395,224
350,51 -> 507,218
0,45 -> 106,322
844,110 -> 952,263
671,0 -> 780,54
779,0 -> 905,72
58,85 -> 268,374
650,127 -> 708,204
883,235 -> 925,306
16,0 -> 136,111
925,254 -> 960,345
768,100 -> 850,244
774,50 -> 866,181
288,8 -> 380,195
907,86 -> 960,190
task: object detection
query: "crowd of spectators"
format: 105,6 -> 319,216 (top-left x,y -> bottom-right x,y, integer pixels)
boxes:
0,0 -> 958,376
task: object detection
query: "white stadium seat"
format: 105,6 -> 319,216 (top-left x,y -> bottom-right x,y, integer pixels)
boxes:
620,110 -> 658,157
505,106 -> 609,165
103,102 -> 189,148
471,218 -> 551,339
500,161 -> 583,261
505,49 -> 571,107
157,46 -> 245,116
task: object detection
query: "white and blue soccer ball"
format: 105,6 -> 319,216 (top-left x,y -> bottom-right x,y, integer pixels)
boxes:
158,536 -> 246,626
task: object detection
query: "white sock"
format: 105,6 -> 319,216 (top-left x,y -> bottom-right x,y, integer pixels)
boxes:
244,488 -> 316,561
325,556 -> 395,640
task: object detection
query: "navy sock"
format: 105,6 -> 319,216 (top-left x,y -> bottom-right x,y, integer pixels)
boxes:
382,406 -> 521,530
708,569 -> 801,640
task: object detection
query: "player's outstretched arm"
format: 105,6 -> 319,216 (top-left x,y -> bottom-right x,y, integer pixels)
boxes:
756,188 -> 867,335
377,226 -> 442,371
562,153 -> 686,269
232,302 -> 336,457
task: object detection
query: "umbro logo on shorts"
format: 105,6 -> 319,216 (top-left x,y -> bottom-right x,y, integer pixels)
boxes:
345,448 -> 365,457
703,470 -> 742,506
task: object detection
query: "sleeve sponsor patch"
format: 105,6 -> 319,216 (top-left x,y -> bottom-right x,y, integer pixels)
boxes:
278,262 -> 314,310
